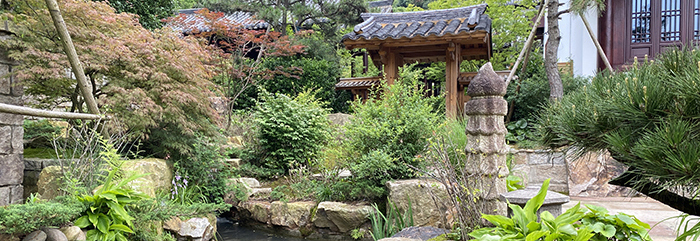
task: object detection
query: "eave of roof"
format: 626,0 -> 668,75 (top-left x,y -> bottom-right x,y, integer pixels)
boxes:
342,4 -> 490,44
169,8 -> 269,33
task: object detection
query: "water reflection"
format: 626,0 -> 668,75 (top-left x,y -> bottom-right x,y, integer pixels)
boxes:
217,219 -> 307,241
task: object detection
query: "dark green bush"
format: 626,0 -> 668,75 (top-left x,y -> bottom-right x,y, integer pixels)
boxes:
170,134 -> 231,203
23,120 -> 63,149
536,47 -> 700,215
251,91 -> 332,174
0,196 -> 86,235
344,79 -> 439,182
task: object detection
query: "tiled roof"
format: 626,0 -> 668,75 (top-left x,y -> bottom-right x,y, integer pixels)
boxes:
342,4 -> 490,41
170,8 -> 268,33
335,76 -> 382,89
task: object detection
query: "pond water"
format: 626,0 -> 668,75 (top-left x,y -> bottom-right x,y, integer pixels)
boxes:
216,219 -> 307,241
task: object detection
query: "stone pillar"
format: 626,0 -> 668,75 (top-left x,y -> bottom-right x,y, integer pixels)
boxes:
464,63 -> 508,216
0,25 -> 24,206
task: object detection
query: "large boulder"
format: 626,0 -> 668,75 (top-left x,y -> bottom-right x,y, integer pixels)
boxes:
59,226 -> 85,241
270,201 -> 316,228
386,179 -> 450,227
178,217 -> 214,241
120,158 -> 173,197
312,202 -> 372,233
41,228 -> 68,241
37,166 -> 63,200
239,200 -> 272,224
22,230 -> 46,241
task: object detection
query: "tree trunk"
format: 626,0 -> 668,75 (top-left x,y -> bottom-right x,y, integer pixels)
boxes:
545,0 -> 563,101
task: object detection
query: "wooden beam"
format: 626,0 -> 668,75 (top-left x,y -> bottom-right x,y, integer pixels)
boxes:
0,103 -> 106,120
395,44 -> 449,54
343,31 -> 489,49
445,42 -> 461,118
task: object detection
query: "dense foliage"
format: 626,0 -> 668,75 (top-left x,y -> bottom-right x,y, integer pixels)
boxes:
251,91 -> 332,174
537,48 -> 700,215
262,56 -> 348,112
0,196 -> 86,235
427,0 -> 538,70
342,79 -> 440,196
94,0 -> 175,29
3,0 -> 220,159
23,120 -> 63,149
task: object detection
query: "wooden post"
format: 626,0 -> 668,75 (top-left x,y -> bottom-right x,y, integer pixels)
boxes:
446,42 -> 461,118
384,50 -> 401,85
44,0 -> 100,116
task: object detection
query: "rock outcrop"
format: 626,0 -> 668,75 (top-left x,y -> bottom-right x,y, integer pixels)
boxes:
312,202 -> 372,233
120,158 -> 173,197
386,179 -> 450,227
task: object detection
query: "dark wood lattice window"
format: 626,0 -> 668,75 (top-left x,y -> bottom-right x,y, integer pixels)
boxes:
694,0 -> 700,40
660,0 -> 682,42
627,0 -> 699,61
631,0 -> 651,43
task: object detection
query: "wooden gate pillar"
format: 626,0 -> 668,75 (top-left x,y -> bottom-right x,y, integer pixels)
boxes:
445,42 -> 461,118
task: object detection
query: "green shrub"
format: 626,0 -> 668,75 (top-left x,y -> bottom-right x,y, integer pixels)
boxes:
0,196 -> 86,235
536,48 -> 700,215
251,90 -> 332,174
262,56 -> 349,112
344,79 -> 439,183
171,134 -> 231,203
23,120 -> 63,149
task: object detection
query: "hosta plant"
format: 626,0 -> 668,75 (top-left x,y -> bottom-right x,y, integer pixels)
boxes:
469,179 -> 651,241
74,163 -> 149,241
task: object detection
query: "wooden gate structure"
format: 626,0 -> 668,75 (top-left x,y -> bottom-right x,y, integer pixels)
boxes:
337,4 -> 503,118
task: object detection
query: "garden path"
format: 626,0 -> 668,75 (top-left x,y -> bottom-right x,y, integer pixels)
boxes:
563,196 -> 697,241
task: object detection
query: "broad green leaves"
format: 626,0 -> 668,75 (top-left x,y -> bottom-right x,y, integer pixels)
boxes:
469,179 -> 651,241
75,163 -> 148,241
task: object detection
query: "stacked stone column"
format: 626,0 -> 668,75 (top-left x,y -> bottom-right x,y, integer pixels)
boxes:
0,26 -> 24,206
464,63 -> 508,216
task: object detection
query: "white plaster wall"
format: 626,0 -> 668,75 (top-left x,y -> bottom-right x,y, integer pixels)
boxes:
544,0 -> 600,77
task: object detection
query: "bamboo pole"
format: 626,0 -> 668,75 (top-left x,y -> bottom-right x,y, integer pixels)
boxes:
44,0 -> 101,116
0,103 -> 105,120
581,14 -> 613,73
505,0 -> 548,86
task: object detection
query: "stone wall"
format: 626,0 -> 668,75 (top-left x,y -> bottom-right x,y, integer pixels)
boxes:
0,26 -> 24,206
23,158 -> 62,200
508,148 -> 569,194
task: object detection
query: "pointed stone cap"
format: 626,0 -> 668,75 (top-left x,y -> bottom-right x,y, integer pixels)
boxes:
499,185 -> 570,205
467,62 -> 507,97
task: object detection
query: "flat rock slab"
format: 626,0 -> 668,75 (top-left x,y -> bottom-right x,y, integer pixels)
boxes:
391,226 -> 448,241
378,238 -> 422,241
313,201 -> 372,233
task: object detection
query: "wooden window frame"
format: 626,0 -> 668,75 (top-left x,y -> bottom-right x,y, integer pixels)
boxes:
626,0 -> 696,62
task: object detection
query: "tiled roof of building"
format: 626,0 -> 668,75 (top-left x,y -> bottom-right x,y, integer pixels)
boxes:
342,4 -> 490,41
170,8 -> 268,33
